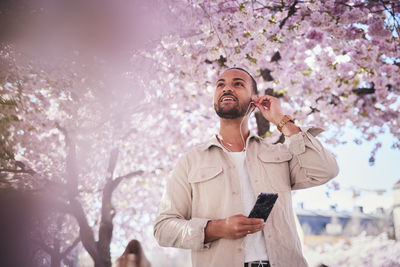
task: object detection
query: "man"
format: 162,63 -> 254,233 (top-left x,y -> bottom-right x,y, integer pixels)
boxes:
154,68 -> 339,267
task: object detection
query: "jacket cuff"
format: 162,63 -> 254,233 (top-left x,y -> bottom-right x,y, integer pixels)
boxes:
189,217 -> 212,250
285,126 -> 325,155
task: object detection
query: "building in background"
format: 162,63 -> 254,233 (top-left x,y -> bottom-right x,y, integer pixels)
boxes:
393,180 -> 400,241
295,182 -> 399,247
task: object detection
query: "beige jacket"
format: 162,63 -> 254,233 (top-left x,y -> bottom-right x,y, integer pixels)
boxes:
154,127 -> 339,267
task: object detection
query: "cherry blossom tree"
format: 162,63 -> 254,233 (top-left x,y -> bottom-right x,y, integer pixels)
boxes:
0,1 -> 184,266
1,0 -> 399,266
152,0 -> 400,163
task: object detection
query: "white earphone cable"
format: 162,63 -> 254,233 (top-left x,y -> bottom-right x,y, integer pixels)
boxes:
239,101 -> 255,152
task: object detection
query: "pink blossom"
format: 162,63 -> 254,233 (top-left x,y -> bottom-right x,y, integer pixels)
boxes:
217,1 -> 239,13
345,26 -> 363,40
306,30 -> 324,42
380,64 -> 398,76
305,40 -> 318,50
368,21 -> 391,38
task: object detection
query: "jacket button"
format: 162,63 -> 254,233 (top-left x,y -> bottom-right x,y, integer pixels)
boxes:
275,157 -> 280,160
237,248 -> 242,252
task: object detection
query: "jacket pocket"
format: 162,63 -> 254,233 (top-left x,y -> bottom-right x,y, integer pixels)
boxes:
258,150 -> 292,191
188,166 -> 225,217
188,166 -> 223,183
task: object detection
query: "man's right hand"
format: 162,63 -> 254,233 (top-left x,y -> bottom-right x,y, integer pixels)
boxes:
204,214 -> 265,243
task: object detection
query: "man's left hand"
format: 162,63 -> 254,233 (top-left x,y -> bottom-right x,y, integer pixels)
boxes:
251,95 -> 284,126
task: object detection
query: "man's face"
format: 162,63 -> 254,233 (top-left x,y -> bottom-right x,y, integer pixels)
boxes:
214,69 -> 253,119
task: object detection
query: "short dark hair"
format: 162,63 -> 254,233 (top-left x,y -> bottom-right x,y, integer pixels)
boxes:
226,67 -> 258,95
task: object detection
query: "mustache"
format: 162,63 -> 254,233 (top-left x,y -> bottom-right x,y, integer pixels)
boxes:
219,92 -> 238,102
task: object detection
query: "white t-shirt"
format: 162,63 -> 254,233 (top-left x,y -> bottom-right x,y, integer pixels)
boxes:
229,151 -> 269,262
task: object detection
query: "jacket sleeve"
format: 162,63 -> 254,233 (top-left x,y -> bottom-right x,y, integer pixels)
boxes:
285,126 -> 339,190
153,154 -> 211,250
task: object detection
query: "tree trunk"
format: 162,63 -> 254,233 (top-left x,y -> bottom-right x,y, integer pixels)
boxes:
50,255 -> 61,267
255,111 -> 270,137
94,257 -> 112,267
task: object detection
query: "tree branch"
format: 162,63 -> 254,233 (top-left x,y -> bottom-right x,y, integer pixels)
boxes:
56,123 -> 79,197
32,186 -> 98,263
0,160 -> 36,175
199,3 -> 229,61
34,238 -> 54,255
0,168 -> 35,174
67,197 -> 98,261
61,236 -> 80,258
111,170 -> 144,190
105,148 -> 119,182
279,0 -> 298,29
98,181 -> 116,264
352,87 -> 375,96
97,168 -> 143,265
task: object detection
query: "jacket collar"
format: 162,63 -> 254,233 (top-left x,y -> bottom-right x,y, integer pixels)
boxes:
200,131 -> 261,151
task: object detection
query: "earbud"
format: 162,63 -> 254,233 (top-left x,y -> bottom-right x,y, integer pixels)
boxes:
249,101 -> 255,109
244,101 -> 256,117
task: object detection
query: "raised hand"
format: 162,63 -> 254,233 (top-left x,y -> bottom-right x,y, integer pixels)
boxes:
251,95 -> 284,126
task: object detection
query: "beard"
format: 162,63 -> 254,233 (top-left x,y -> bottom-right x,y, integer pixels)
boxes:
214,100 -> 248,119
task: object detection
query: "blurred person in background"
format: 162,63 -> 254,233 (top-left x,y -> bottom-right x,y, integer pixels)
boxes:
115,239 -> 151,267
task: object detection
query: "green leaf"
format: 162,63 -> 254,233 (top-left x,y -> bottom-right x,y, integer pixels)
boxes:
246,54 -> 257,64
260,131 -> 273,138
269,16 -> 277,24
239,1 -> 247,11
277,88 -> 287,95
243,32 -> 251,38
352,79 -> 360,88
301,69 -> 312,76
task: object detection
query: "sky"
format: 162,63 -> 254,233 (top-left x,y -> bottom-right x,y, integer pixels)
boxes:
292,126 -> 400,213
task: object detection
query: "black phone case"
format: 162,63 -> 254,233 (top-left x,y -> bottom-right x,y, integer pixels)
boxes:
248,193 -> 278,222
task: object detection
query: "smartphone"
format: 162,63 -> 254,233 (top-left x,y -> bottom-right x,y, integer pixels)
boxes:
248,193 -> 278,222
